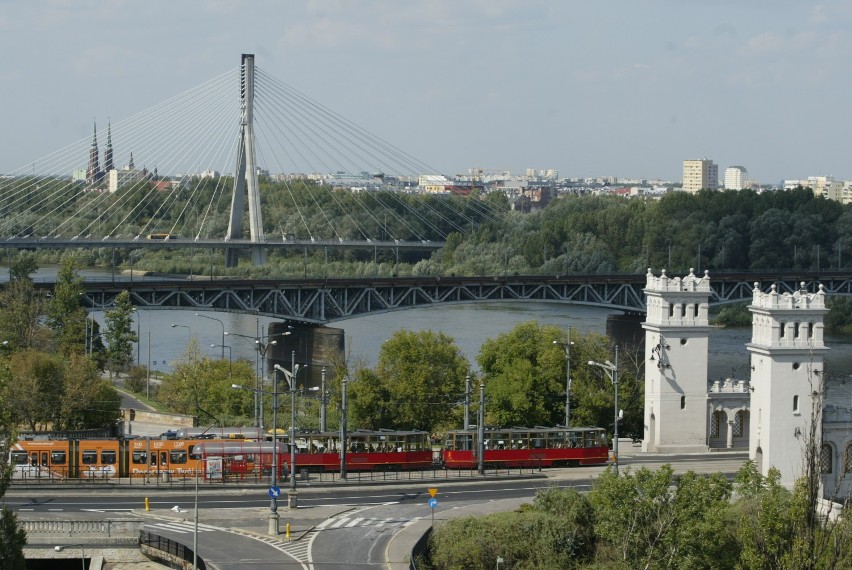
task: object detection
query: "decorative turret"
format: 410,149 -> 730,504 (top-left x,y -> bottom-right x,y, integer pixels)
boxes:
747,282 -> 828,488
642,268 -> 712,453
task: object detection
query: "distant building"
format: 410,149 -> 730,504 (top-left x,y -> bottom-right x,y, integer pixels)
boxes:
724,166 -> 748,190
108,167 -> 144,193
682,159 -> 718,193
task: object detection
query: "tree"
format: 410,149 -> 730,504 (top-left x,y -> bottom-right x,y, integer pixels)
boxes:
349,330 -> 469,432
2,349 -> 64,430
0,507 -> 27,570
58,353 -> 121,430
103,290 -> 138,376
477,322 -> 566,426
158,339 -> 254,424
46,257 -> 88,356
0,271 -> 50,351
588,465 -> 738,569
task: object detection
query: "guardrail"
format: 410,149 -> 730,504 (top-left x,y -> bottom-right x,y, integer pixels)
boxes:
140,531 -> 206,570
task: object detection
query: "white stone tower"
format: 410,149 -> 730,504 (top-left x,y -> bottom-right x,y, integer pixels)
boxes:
642,268 -> 712,453
747,282 -> 828,488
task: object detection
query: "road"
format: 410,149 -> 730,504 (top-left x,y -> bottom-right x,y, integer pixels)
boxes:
7,452 -> 749,569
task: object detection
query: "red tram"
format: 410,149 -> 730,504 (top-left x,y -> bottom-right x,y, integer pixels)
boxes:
190,429 -> 434,478
442,426 -> 609,469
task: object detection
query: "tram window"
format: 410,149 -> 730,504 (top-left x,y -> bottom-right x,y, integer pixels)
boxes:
10,452 -> 27,465
170,450 -> 188,464
82,450 -> 98,465
101,450 -> 117,464
51,451 -> 66,465
132,451 -> 147,464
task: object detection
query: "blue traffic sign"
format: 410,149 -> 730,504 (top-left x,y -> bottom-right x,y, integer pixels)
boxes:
268,485 -> 281,498
428,498 -> 438,509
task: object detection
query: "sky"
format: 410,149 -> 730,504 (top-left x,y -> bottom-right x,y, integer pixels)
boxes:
1,0 -> 851,183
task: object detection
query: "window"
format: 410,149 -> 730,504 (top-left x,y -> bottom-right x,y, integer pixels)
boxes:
132,451 -> 147,465
734,411 -> 744,437
170,450 -> 187,464
10,452 -> 27,465
780,323 -> 786,338
793,395 -> 799,413
710,411 -> 720,438
101,450 -> 116,464
82,450 -> 98,465
845,444 -> 852,474
820,444 -> 833,474
51,451 -> 66,465
680,396 -> 686,409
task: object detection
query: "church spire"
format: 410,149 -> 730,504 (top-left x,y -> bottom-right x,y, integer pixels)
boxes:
86,120 -> 102,186
103,121 -> 114,173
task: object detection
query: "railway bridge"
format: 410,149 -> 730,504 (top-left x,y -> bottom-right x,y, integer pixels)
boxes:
41,269 -> 852,325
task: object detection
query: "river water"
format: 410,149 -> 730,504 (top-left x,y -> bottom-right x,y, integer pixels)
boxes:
9,266 -> 852,382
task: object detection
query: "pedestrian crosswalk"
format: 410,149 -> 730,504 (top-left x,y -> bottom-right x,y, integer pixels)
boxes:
146,521 -> 222,534
314,515 -> 409,530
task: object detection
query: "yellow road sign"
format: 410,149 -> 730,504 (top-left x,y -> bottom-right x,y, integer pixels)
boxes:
428,488 -> 438,497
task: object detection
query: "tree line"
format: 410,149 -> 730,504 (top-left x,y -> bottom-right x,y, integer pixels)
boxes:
423,461 -> 851,569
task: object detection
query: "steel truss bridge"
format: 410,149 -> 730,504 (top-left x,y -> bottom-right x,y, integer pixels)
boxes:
37,270 -> 852,325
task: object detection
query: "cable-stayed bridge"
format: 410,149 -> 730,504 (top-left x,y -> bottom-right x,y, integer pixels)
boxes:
0,54 -> 500,266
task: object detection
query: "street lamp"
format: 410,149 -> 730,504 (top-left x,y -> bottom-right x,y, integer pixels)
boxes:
273,362 -> 305,507
211,344 -> 232,377
170,323 -> 192,341
54,544 -> 86,569
553,325 -> 574,427
588,345 -> 621,475
225,330 -> 291,430
196,313 -> 225,358
132,307 -> 141,364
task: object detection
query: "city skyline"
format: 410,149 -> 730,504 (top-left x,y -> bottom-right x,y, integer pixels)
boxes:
1,1 -> 850,183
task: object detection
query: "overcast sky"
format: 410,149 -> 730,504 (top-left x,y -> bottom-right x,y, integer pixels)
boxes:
1,0 -> 850,183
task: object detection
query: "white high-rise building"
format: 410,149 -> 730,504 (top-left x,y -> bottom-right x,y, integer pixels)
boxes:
682,159 -> 718,192
724,166 -> 748,190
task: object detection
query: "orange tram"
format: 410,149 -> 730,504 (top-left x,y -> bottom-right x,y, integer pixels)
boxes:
442,426 -> 609,469
9,426 -> 609,481
9,429 -> 435,481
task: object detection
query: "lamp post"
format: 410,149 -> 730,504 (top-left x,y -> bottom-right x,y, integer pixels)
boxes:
553,325 -> 574,427
320,366 -> 327,432
588,345 -> 620,475
340,377 -> 348,479
132,307 -> 141,364
273,362 -> 304,508
211,344 -> 232,377
53,544 -> 85,569
196,313 -> 225,358
225,330 -> 290,430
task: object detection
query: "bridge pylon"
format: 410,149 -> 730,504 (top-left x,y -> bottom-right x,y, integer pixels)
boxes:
226,53 -> 265,267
